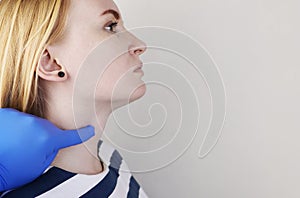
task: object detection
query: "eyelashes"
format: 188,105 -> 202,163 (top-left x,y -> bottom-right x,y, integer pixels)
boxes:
104,21 -> 119,33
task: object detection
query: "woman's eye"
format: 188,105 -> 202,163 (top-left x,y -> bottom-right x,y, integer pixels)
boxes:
104,21 -> 118,33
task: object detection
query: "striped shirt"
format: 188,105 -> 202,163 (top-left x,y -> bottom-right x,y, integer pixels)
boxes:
0,139 -> 148,198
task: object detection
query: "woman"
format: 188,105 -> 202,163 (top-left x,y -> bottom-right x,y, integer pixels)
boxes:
0,0 -> 148,197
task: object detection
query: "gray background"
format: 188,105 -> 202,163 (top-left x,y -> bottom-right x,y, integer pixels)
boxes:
102,0 -> 300,197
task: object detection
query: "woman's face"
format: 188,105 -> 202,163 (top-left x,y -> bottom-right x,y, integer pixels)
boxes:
41,0 -> 147,110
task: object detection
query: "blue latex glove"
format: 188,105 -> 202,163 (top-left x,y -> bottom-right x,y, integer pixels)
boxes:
0,108 -> 95,192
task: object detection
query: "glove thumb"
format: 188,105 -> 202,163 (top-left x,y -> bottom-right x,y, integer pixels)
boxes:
55,125 -> 95,149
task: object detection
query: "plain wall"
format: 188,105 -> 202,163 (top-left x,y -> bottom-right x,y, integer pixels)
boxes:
103,0 -> 300,197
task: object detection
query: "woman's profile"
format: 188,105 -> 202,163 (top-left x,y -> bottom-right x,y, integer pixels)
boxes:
0,0 -> 148,197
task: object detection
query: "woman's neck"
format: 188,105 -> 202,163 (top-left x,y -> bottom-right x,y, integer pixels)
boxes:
50,136 -> 104,174
45,103 -> 112,174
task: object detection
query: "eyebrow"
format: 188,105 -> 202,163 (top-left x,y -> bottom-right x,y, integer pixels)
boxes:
100,9 -> 120,20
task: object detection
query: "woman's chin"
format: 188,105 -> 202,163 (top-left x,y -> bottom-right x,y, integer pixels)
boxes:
108,83 -> 147,110
129,83 -> 147,102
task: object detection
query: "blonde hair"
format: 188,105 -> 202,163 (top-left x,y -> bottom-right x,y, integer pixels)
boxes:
0,0 -> 70,117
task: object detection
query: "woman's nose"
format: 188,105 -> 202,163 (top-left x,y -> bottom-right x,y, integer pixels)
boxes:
128,35 -> 147,56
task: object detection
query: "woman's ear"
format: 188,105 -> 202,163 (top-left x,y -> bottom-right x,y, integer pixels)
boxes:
37,49 -> 67,81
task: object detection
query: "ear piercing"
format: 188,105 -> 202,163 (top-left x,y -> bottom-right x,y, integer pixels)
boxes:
58,71 -> 65,78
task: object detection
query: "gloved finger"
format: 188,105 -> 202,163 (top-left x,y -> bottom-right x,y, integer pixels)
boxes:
54,125 -> 95,149
44,151 -> 57,168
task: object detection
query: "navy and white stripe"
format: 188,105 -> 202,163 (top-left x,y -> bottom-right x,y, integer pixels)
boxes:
0,139 -> 148,198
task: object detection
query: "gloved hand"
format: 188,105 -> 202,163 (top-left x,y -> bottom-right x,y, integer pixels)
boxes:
0,108 -> 95,192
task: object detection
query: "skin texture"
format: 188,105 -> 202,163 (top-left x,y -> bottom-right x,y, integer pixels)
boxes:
37,0 -> 147,174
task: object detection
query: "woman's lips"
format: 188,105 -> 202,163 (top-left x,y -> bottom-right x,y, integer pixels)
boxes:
133,67 -> 142,72
133,68 -> 144,76
133,62 -> 143,72
133,63 -> 144,76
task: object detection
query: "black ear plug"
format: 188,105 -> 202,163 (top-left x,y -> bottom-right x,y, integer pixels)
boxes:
58,71 -> 65,78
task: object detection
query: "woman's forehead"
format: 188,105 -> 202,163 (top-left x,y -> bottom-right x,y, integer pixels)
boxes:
70,0 -> 120,14
98,0 -> 120,12
67,0 -> 122,25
